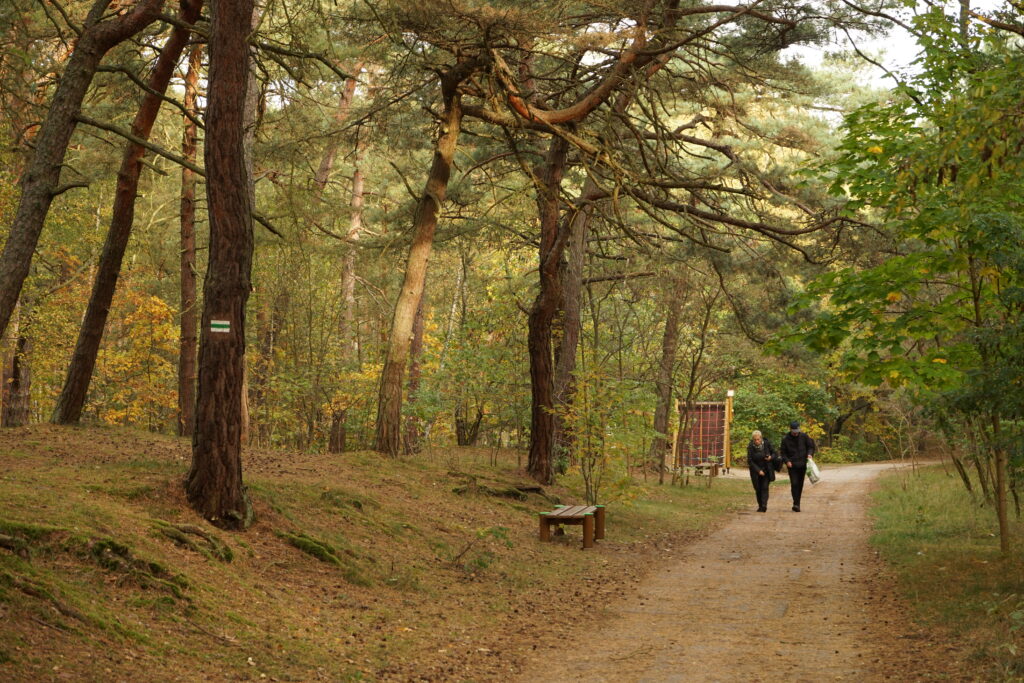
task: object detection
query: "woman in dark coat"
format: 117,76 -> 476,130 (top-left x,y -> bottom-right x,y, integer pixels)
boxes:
747,430 -> 777,512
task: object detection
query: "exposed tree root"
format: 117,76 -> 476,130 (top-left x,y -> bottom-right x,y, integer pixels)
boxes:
151,519 -> 233,562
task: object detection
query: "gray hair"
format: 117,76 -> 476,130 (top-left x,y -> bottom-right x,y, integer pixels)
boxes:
752,430 -> 762,438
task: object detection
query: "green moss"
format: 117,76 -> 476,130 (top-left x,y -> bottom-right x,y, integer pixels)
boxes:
126,595 -> 177,612
62,536 -> 192,600
151,520 -> 233,563
277,531 -> 372,586
90,539 -> 133,569
319,488 -> 379,512
279,531 -> 340,565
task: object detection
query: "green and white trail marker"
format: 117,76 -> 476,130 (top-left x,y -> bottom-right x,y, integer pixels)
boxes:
210,319 -> 231,333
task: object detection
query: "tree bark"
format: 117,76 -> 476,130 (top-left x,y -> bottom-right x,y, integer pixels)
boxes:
186,0 -> 255,529
1,302 -> 31,428
0,0 -> 165,345
238,4 -> 263,447
374,66 -> 470,456
551,188 -> 592,461
325,149 -> 365,455
403,290 -> 427,454
649,277 -> 685,472
178,43 -> 202,437
455,404 -> 484,446
341,145 -> 365,353
526,135 -> 570,484
992,414 -> 1011,555
313,65 -> 362,197
51,0 -> 202,425
328,410 -> 347,453
319,70 -> 364,454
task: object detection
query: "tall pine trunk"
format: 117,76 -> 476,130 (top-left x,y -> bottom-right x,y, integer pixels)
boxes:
375,69 -> 467,456
238,5 -> 264,447
178,43 -> 202,437
649,278 -> 685,475
186,0 -> 254,529
325,152 -> 366,454
0,0 -> 165,345
403,291 -> 427,454
1,301 -> 31,427
317,69 -> 363,454
551,184 -> 600,461
526,136 -> 570,484
341,147 -> 365,354
52,0 -> 202,425
314,65 -> 362,196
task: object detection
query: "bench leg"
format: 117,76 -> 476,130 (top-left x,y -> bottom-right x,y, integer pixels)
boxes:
539,513 -> 551,542
594,505 -> 605,540
582,513 -> 595,549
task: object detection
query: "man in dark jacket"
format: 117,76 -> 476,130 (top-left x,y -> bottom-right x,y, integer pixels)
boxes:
747,430 -> 777,512
780,420 -> 816,512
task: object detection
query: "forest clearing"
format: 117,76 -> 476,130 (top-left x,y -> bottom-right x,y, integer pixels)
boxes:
1,0 -> 1024,681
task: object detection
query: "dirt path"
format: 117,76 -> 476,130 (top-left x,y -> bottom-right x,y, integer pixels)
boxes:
516,462 -> 952,682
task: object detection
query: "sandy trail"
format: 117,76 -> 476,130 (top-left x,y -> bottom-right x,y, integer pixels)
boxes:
516,462 -> 924,682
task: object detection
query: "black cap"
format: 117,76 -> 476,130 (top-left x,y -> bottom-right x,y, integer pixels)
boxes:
790,421 -> 800,430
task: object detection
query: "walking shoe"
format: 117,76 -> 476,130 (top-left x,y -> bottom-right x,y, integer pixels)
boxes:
792,505 -> 800,512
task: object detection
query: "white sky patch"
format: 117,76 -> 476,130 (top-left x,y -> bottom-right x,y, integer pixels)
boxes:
784,0 -> 1005,88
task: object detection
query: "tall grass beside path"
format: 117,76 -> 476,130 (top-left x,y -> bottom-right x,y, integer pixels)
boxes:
871,465 -> 1024,680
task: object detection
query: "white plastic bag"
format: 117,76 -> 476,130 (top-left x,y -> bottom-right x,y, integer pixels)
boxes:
807,457 -> 821,485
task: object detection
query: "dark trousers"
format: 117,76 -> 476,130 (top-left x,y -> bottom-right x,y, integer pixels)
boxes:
789,465 -> 807,507
750,472 -> 771,510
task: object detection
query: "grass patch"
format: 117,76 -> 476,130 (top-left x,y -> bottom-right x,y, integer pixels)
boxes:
871,465 -> 1024,679
0,520 -> 61,543
586,476 -> 749,541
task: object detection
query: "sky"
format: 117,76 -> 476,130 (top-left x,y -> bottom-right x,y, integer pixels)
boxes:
785,0 -> 1007,87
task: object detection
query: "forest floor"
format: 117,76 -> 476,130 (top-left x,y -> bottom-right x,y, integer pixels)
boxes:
0,426 -> 970,681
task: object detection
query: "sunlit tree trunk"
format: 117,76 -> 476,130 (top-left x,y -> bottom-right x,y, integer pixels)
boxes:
186,0 -> 255,529
375,69 -> 468,456
403,291 -> 427,454
0,0 -> 165,345
178,43 -> 202,437
52,0 -> 202,425
526,136 -> 570,484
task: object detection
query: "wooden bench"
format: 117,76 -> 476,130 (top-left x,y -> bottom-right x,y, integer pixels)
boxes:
538,504 -> 606,549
